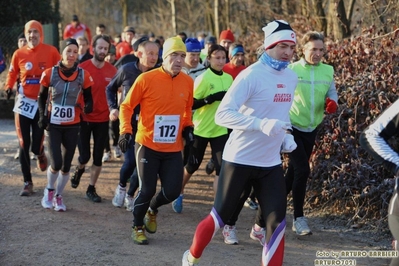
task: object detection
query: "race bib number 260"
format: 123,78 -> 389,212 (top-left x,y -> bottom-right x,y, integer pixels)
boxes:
13,94 -> 38,119
153,115 -> 180,143
50,104 -> 75,124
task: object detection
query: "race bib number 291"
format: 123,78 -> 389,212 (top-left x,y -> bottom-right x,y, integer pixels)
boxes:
153,115 -> 180,143
13,94 -> 38,119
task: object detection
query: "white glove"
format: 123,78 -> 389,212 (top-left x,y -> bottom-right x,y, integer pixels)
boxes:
281,133 -> 297,153
260,118 -> 291,136
109,109 -> 119,121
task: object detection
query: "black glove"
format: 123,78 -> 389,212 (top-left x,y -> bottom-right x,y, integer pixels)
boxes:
84,103 -> 93,114
210,91 -> 227,101
182,126 -> 195,147
38,116 -> 48,130
5,88 -> 13,100
118,133 -> 132,153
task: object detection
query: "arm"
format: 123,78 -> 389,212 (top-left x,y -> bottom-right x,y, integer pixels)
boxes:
215,77 -> 263,131
106,66 -> 125,111
359,99 -> 399,174
85,24 -> 92,44
326,80 -> 338,102
0,47 -> 6,74
119,76 -> 143,135
5,51 -> 20,91
82,87 -> 93,114
63,25 -> 70,40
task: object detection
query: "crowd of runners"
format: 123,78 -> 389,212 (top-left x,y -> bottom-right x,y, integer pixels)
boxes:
2,14 -> 398,266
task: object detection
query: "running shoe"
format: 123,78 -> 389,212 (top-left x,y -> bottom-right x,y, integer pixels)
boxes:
292,216 -> 312,235
244,198 -> 259,210
222,225 -> 239,245
37,152 -> 48,171
205,158 -> 215,175
112,185 -> 126,207
20,181 -> 33,196
250,226 -> 266,246
113,145 -> 122,158
41,188 -> 54,209
70,166 -> 85,188
102,151 -> 111,162
182,250 -> 200,266
124,195 -> 134,211
30,153 -> 37,160
14,150 -> 19,160
53,195 -> 66,211
131,226 -> 148,245
86,187 -> 102,203
172,194 -> 183,213
144,209 -> 157,234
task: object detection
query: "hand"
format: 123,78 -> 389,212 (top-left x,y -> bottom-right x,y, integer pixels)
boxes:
38,116 -> 48,130
84,103 -> 93,114
5,88 -> 13,100
325,97 -> 337,114
109,109 -> 119,121
182,126 -> 195,147
118,133 -> 132,153
204,91 -> 227,104
281,133 -> 297,153
260,118 -> 291,137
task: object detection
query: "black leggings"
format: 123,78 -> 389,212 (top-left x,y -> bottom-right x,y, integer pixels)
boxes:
77,121 -> 109,166
104,119 -> 119,152
285,128 -> 318,219
47,124 -> 80,173
185,134 -> 229,175
215,161 -> 286,242
132,144 -> 183,227
15,112 -> 44,182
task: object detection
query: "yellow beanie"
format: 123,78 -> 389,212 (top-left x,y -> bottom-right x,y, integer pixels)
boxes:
162,37 -> 186,59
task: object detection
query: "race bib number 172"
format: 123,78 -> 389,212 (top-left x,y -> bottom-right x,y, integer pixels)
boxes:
153,115 -> 180,143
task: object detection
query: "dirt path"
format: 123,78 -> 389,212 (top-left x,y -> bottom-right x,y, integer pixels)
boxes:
0,118 -> 394,266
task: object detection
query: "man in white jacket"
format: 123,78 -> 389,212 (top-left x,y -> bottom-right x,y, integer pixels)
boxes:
182,20 -> 298,266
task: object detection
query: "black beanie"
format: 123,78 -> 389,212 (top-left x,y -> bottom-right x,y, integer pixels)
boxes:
60,38 -> 79,53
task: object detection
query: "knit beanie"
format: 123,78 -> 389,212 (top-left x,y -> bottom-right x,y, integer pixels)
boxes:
185,38 -> 201,53
162,36 -> 186,59
132,36 -> 149,52
219,29 -> 235,42
60,38 -> 79,53
24,20 -> 44,43
262,20 -> 296,50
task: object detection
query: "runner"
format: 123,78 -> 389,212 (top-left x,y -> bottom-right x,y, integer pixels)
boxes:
70,34 -> 117,203
118,36 -> 194,245
182,20 -> 297,266
38,38 -> 93,211
106,41 -> 160,210
4,20 -> 60,196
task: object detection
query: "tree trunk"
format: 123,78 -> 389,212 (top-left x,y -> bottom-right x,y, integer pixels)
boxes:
120,0 -> 128,27
328,0 -> 351,40
313,0 -> 327,33
214,0 -> 219,39
170,0 -> 176,35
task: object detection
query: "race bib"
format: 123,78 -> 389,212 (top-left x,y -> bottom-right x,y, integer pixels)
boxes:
13,94 -> 38,119
50,104 -> 75,124
153,115 -> 180,143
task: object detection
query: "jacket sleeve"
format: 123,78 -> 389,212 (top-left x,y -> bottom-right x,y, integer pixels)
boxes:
359,99 -> 399,175
106,66 -> 125,110
215,76 -> 263,131
5,51 -> 19,90
119,76 -> 143,135
326,80 -> 338,102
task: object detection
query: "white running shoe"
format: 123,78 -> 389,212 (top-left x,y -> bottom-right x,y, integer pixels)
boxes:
124,195 -> 134,211
102,151 -> 111,162
222,225 -> 239,245
292,216 -> 312,235
182,250 -> 200,266
14,149 -> 19,160
113,145 -> 122,158
53,195 -> 66,211
41,188 -> 54,209
250,226 -> 266,246
112,185 -> 126,207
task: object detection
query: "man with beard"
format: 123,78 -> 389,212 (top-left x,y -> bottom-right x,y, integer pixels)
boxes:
4,20 -> 60,196
70,34 -> 117,202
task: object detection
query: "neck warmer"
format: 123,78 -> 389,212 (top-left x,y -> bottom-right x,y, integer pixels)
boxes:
259,52 -> 289,71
